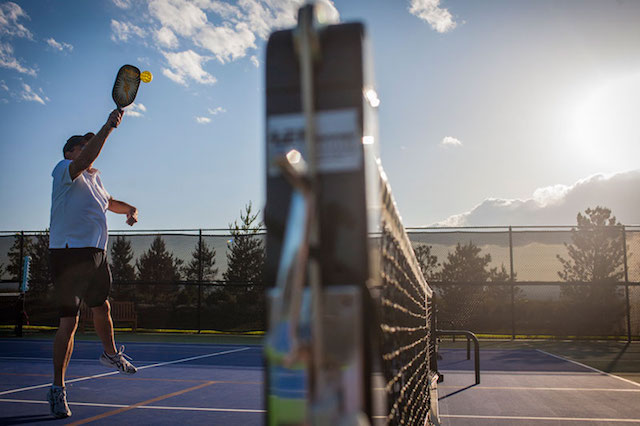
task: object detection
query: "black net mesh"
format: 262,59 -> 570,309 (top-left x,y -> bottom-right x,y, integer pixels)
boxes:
372,178 -> 434,426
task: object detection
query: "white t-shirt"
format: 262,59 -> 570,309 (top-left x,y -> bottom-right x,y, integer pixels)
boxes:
49,159 -> 111,250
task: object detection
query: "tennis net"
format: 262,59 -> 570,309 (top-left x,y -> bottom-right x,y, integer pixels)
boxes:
369,165 -> 437,425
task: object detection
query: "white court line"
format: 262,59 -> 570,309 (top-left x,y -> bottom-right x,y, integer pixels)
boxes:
439,369 -> 627,376
374,385 -> 639,392
438,385 -> 640,392
0,357 -> 138,362
536,349 -> 640,389
0,398 -> 265,413
440,414 -> 640,423
0,347 -> 251,396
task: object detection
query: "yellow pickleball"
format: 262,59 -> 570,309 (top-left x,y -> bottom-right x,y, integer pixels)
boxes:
141,71 -> 153,83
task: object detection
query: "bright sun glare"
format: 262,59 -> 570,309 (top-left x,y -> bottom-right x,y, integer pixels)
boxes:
568,73 -> 640,169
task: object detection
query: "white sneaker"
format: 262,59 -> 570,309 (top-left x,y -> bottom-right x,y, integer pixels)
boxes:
99,345 -> 137,374
47,386 -> 71,418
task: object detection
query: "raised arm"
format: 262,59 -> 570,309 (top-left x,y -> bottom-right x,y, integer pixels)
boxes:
108,198 -> 138,226
69,109 -> 122,180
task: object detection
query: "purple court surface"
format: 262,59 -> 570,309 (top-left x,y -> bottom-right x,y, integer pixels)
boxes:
1,339 -> 639,425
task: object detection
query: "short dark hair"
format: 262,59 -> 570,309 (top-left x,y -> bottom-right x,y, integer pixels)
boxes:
63,133 -> 94,156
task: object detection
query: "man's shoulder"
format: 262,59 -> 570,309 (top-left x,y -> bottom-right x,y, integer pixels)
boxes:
51,159 -> 73,184
52,159 -> 72,174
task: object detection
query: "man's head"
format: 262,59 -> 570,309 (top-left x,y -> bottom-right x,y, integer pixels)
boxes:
63,133 -> 94,160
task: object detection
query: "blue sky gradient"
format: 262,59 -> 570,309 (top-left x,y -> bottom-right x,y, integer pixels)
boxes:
1,0 -> 639,231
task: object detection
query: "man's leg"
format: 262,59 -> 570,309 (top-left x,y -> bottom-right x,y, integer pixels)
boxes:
92,300 -> 117,356
53,316 -> 78,387
94,300 -> 137,374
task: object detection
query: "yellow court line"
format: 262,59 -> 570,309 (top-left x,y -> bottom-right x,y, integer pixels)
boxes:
68,381 -> 217,425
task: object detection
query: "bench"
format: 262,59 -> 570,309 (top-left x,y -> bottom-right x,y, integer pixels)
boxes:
79,300 -> 137,333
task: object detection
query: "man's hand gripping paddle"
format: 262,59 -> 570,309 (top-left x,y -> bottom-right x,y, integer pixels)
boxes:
111,65 -> 152,127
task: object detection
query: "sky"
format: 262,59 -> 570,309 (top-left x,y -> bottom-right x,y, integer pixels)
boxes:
1,0 -> 639,232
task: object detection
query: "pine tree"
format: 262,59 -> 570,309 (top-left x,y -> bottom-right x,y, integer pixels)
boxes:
413,244 -> 440,282
180,238 -> 218,305
136,236 -> 182,303
110,236 -> 136,300
221,203 -> 265,330
110,236 -> 136,282
557,206 -> 624,283
556,207 -> 625,335
183,239 -> 218,281
223,203 -> 264,284
437,241 -> 492,329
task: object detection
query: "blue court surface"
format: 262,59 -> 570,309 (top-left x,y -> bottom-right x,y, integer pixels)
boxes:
435,348 -> 640,425
0,338 -> 265,425
1,338 -> 639,425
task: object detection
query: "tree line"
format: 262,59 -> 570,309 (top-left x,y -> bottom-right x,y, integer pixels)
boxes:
413,206 -> 628,336
3,204 -> 265,301
1,205 -> 631,335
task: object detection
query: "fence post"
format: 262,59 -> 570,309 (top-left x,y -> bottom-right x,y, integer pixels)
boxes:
509,226 -> 515,340
622,226 -> 631,343
18,231 -> 24,281
15,231 -> 25,337
198,229 -> 203,334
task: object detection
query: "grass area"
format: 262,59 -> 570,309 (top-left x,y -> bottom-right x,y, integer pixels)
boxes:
0,325 -> 264,346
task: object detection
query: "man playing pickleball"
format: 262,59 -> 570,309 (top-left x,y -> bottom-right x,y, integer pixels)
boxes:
47,109 -> 138,418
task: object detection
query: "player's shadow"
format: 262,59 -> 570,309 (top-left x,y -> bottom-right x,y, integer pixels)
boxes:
0,414 -> 57,424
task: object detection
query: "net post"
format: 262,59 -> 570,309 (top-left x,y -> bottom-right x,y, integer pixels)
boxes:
622,225 -> 631,343
509,226 -> 515,340
198,229 -> 203,334
265,4 -> 375,422
16,232 -> 25,338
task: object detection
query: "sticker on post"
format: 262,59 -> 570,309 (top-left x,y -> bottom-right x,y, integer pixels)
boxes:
267,109 -> 362,176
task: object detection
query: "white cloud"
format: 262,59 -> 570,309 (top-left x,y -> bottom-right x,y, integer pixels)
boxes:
112,0 -> 340,85
440,136 -> 462,147
0,4 -> 36,76
409,0 -> 457,33
237,0 -> 300,40
208,106 -> 225,115
196,116 -> 211,124
110,19 -> 146,42
195,22 -> 255,63
125,102 -> 146,117
154,27 -> 179,49
149,0 -> 208,37
113,0 -> 133,9
0,2 -> 33,39
0,42 -> 36,76
161,49 -> 217,85
46,37 -> 73,52
20,83 -> 47,104
433,170 -> 640,226
0,79 -> 8,91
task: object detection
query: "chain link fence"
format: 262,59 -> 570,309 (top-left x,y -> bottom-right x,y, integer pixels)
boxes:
1,226 -> 638,339
408,226 -> 640,340
0,230 -> 266,332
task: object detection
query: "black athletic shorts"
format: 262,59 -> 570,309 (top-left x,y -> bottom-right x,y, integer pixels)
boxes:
49,248 -> 112,318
